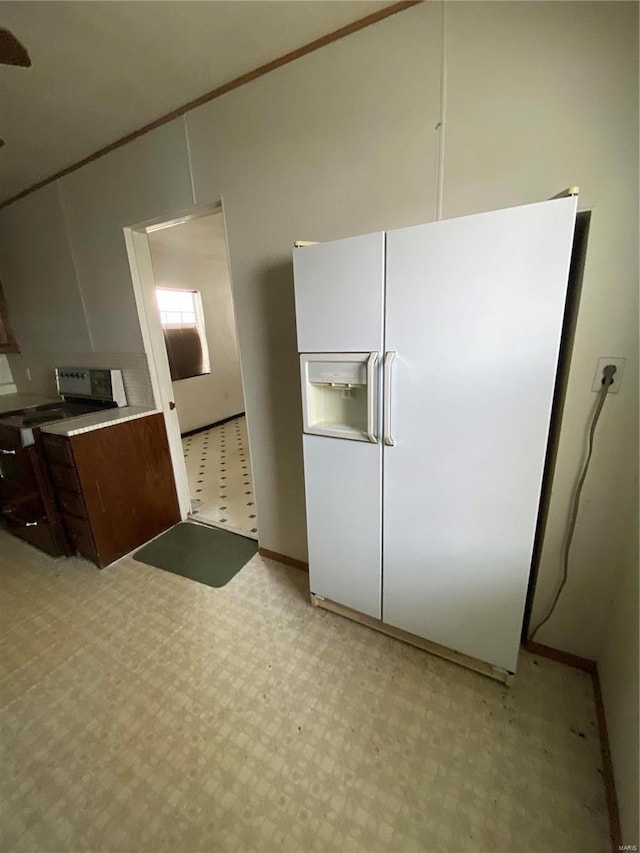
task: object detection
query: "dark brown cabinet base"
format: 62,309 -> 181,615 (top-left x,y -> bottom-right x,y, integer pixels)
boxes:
39,413 -> 180,568
0,425 -> 67,557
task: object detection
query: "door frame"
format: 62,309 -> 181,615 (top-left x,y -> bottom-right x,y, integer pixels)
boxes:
123,201 -> 251,529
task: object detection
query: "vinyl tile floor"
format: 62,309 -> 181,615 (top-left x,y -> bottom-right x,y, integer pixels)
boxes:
0,531 -> 610,853
183,415 -> 257,539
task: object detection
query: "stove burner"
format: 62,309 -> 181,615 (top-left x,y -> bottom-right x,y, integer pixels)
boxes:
0,401 -> 113,446
21,411 -> 69,427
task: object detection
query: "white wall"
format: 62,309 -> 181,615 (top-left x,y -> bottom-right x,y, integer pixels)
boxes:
0,354 -> 15,394
57,119 -> 194,354
187,4 -> 441,557
598,504 -> 639,845
0,158 -> 176,405
147,213 -> 245,433
0,182 -> 91,363
0,181 -> 98,398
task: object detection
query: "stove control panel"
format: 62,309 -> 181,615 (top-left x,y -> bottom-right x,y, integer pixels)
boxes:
56,368 -> 127,406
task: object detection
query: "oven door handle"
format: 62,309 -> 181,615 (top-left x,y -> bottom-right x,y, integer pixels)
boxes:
2,507 -> 44,528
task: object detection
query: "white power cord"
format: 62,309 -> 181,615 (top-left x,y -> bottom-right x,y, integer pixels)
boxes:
529,364 -> 617,640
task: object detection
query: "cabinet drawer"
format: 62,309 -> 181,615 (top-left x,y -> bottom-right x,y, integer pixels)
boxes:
63,514 -> 97,562
0,425 -> 22,452
41,435 -> 74,467
50,463 -> 81,493
57,489 -> 87,519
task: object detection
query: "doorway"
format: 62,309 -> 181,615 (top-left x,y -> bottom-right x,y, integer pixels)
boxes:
125,206 -> 257,541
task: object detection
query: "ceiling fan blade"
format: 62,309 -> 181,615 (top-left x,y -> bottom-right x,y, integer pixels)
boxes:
0,28 -> 31,67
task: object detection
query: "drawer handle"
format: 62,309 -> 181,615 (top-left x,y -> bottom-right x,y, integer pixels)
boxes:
0,448 -> 17,455
2,507 -> 43,527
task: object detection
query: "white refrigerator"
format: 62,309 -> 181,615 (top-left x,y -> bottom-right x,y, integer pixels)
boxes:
293,196 -> 578,679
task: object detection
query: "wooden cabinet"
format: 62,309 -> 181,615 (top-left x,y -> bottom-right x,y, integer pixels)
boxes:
0,426 -> 67,557
39,413 -> 180,568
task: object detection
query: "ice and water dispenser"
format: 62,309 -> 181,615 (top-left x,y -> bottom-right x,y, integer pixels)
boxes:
300,353 -> 378,442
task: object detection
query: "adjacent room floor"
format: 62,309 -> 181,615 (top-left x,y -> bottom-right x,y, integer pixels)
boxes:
183,415 -> 257,539
0,531 -> 610,853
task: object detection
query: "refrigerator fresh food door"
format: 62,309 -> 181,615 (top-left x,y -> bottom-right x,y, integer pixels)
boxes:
303,433 -> 382,619
293,232 -> 384,353
382,196 -> 578,674
300,352 -> 379,442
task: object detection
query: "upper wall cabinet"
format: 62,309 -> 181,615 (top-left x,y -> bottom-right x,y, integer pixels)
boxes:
58,119 -> 194,353
0,183 -> 91,354
0,280 -> 19,353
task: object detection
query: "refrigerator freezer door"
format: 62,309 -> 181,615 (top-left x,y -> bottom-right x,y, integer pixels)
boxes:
382,196 -> 578,673
293,232 -> 385,353
303,433 -> 382,619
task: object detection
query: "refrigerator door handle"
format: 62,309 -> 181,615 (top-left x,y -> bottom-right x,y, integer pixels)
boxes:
366,352 -> 379,443
383,351 -> 396,446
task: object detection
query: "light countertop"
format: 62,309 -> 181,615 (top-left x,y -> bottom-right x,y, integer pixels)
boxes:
0,392 -> 61,416
41,406 -> 159,437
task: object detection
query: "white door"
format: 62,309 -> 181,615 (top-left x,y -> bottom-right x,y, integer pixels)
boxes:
293,233 -> 384,353
124,228 -> 191,518
294,232 -> 385,618
303,433 -> 382,619
382,197 -> 578,673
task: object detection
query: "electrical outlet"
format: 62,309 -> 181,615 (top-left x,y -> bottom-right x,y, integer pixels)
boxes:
591,357 -> 625,393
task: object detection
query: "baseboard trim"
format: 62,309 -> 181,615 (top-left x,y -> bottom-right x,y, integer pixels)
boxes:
524,640 -> 595,673
180,412 -> 245,438
524,640 -> 620,852
258,547 -> 308,572
591,665 -> 622,852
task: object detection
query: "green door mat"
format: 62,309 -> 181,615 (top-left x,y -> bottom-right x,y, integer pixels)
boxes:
133,522 -> 257,588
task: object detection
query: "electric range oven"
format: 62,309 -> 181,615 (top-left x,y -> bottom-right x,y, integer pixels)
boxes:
0,368 -> 127,555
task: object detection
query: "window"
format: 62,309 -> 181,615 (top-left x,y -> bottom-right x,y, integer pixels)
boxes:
156,288 -> 210,380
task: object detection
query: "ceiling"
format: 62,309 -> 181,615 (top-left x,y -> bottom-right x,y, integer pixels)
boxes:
0,1 -> 393,203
